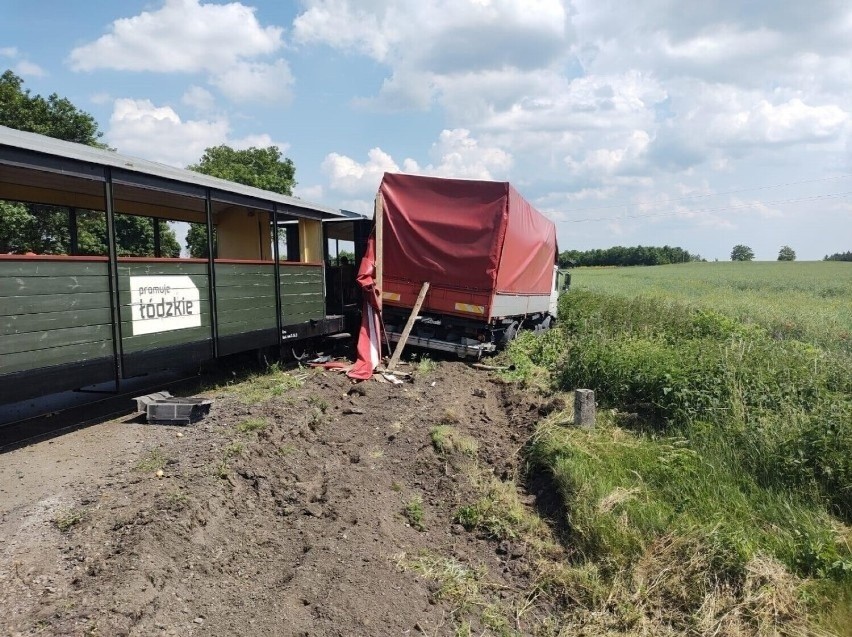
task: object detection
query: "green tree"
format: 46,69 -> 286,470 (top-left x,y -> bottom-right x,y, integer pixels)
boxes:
824,251 -> 852,262
730,244 -> 755,261
0,69 -> 105,146
185,223 -> 213,259
777,245 -> 796,261
185,144 -> 296,257
187,145 -> 296,194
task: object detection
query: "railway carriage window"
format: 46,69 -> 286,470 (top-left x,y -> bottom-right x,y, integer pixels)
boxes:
185,221 -> 215,258
0,202 -> 109,256
112,213 -> 181,258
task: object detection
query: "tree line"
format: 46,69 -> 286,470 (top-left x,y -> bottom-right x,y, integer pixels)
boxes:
824,251 -> 852,262
559,245 -> 702,267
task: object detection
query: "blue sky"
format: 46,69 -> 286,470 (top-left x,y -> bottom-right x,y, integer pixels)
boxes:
2,0 -> 851,260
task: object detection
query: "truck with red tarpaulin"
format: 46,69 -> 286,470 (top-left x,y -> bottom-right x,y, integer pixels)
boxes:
377,173 -> 562,358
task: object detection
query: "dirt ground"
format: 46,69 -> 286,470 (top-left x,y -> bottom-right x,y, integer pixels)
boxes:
0,360 -> 551,637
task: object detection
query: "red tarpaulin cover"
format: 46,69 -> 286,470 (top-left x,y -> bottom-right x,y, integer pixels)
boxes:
346,236 -> 382,381
379,174 -> 556,306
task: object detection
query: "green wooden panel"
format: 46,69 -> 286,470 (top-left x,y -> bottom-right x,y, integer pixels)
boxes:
281,281 -> 322,296
216,296 -> 278,312
1,339 -> 113,375
2,307 -> 112,337
0,260 -> 108,278
216,287 -> 276,301
118,262 -> 208,277
0,323 -> 113,356
279,265 -> 322,276
214,264 -> 275,276
121,327 -> 211,353
0,275 -> 109,296
218,315 -> 277,336
214,274 -> 275,288
1,292 -> 111,317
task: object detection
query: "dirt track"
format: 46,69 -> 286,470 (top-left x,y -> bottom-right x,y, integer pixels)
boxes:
0,361 -> 549,636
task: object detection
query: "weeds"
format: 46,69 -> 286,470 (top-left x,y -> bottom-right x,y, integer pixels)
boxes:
166,490 -> 189,510
431,426 -> 478,458
228,364 -> 304,404
54,509 -> 84,532
236,417 -> 268,434
414,354 -> 437,374
135,447 -> 168,472
404,495 -> 425,531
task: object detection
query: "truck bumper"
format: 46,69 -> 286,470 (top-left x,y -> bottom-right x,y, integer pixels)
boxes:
385,330 -> 496,359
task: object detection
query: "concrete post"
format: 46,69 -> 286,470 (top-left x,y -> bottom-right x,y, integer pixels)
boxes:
574,389 -> 596,428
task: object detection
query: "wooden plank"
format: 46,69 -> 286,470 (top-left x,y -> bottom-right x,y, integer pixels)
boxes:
218,316 -> 277,336
387,282 -> 430,372
1,307 -> 112,337
1,339 -> 113,374
0,292 -> 110,317
0,323 -> 113,356
121,327 -> 211,353
118,262 -> 208,277
0,275 -> 109,296
0,260 -> 109,278
215,289 -> 277,303
213,274 -> 275,287
216,296 -> 279,312
214,264 -> 275,277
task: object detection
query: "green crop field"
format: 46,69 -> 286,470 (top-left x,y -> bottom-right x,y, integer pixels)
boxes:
570,261 -> 852,354
504,261 -> 852,636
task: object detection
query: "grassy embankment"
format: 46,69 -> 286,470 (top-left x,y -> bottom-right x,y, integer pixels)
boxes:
504,261 -> 851,635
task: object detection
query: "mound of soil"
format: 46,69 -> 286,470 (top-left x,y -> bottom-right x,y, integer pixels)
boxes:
0,362 -> 547,636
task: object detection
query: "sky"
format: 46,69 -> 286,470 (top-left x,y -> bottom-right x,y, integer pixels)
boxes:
1,0 -> 851,261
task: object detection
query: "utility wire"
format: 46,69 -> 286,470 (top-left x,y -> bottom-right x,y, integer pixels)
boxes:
557,190 -> 852,223
559,174 -> 852,214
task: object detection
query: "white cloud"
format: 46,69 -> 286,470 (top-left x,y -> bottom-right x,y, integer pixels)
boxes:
322,147 -> 400,197
106,98 -> 292,168
0,47 -> 19,57
230,133 -> 289,153
209,59 -> 294,104
709,98 -> 848,146
321,129 -> 512,199
69,0 -> 282,72
293,184 -> 324,202
13,60 -> 46,77
68,0 -> 288,104
90,92 -> 112,105
181,86 -> 216,113
107,98 -> 230,166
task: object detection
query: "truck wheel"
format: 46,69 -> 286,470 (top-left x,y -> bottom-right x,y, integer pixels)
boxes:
500,321 -> 520,348
535,315 -> 553,332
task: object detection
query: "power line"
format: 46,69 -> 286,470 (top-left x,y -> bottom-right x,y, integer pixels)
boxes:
559,174 -> 852,214
557,190 -> 852,223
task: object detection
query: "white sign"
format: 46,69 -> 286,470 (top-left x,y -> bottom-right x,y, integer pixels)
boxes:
130,275 -> 202,336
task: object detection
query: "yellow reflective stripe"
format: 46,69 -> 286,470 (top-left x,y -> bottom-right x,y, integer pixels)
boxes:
454,302 -> 485,314
382,291 -> 401,301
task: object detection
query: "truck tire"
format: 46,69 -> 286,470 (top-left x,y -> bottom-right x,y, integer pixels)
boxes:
500,321 -> 520,348
535,315 -> 553,332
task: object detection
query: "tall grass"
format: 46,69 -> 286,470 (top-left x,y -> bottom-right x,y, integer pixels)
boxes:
570,262 -> 852,354
506,270 -> 852,634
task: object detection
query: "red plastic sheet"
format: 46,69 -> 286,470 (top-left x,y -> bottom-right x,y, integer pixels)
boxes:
379,173 -> 556,300
346,237 -> 382,381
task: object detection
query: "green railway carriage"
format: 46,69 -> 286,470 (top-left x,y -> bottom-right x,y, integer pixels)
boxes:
0,126 -> 354,406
